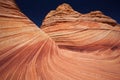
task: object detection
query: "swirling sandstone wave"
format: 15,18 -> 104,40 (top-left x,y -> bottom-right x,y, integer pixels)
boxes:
0,1 -> 120,80
41,3 -> 120,80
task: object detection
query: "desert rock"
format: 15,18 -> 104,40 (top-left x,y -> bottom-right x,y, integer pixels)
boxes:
0,1 -> 120,80
42,3 -> 120,80
42,3 -> 117,27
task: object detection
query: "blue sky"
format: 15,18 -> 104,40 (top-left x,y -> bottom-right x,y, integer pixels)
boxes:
16,0 -> 120,26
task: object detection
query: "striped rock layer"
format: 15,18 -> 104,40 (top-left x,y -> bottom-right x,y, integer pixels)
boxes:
0,0 -> 120,80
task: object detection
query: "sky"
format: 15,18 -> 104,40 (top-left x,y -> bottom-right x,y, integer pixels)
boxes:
15,0 -> 120,26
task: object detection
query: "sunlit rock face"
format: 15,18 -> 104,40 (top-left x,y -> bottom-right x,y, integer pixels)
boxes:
42,3 -> 117,27
41,3 -> 120,80
0,0 -> 120,80
0,0 -> 53,80
42,3 -> 120,49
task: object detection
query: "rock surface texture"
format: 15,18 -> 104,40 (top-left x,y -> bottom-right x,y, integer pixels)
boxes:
0,1 -> 120,80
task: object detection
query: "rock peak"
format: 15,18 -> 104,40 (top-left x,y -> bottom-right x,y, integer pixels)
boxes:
42,3 -> 117,27
56,3 -> 74,11
89,11 -> 103,14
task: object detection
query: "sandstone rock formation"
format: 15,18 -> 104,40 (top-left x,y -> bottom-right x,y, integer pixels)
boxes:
41,3 -> 120,49
0,0 -> 52,80
42,3 -> 117,27
0,1 -> 120,80
41,3 -> 120,80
